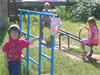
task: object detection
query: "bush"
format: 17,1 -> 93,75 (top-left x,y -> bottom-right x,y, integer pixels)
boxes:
71,0 -> 100,22
56,6 -> 72,20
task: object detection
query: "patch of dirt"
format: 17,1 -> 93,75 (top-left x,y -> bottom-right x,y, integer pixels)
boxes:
64,52 -> 83,61
54,45 -> 79,50
91,54 -> 100,60
70,45 -> 80,49
63,52 -> 100,63
43,73 -> 50,75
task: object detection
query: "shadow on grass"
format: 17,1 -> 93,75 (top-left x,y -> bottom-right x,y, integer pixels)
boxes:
0,27 -> 8,46
60,47 -> 100,68
62,48 -> 82,55
83,56 -> 100,68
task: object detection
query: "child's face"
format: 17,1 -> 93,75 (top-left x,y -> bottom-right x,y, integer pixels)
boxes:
88,22 -> 95,27
10,30 -> 19,40
44,5 -> 50,10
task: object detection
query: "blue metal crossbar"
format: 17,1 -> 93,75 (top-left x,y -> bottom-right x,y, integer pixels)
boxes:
18,9 -> 57,17
29,57 -> 39,65
21,31 -> 35,38
41,53 -> 51,60
41,42 -> 52,48
18,9 -> 57,75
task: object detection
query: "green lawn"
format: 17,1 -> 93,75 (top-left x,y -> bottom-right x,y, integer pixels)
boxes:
0,15 -> 100,75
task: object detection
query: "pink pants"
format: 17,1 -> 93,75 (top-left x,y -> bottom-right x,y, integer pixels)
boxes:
80,38 -> 99,45
80,38 -> 90,45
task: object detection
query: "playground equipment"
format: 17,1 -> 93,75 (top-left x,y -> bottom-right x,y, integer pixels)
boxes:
58,29 -> 82,49
79,27 -> 98,46
8,0 -> 67,22
18,9 -> 57,75
58,27 -> 98,49
8,0 -> 78,22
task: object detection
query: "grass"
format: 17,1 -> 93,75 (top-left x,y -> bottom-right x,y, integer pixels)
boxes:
0,15 -> 100,75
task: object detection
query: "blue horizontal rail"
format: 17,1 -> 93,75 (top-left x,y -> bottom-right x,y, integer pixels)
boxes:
41,53 -> 51,60
21,55 -> 39,65
29,57 -> 39,65
18,9 -> 57,17
21,55 -> 27,60
21,31 -> 35,38
41,42 -> 52,48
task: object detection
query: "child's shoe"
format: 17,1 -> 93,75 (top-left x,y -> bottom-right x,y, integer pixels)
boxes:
88,50 -> 93,57
46,40 -> 51,45
82,51 -> 87,58
46,37 -> 52,45
42,40 -> 46,43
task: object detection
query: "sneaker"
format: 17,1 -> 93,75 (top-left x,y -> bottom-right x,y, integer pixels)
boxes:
46,40 -> 51,45
42,40 -> 46,43
82,51 -> 87,58
88,50 -> 93,57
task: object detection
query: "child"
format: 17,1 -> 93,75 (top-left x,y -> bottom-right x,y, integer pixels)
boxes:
80,17 -> 99,58
42,2 -> 51,27
2,24 -> 38,75
41,2 -> 51,41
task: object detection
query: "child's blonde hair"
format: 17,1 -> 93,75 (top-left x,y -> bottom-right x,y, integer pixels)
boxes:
87,16 -> 99,33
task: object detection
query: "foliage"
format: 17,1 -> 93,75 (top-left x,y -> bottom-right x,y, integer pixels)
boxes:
56,6 -> 72,20
71,0 -> 100,21
56,0 -> 100,22
0,15 -> 100,75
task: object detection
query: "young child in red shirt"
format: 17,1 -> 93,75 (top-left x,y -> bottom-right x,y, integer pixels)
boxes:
2,24 -> 38,75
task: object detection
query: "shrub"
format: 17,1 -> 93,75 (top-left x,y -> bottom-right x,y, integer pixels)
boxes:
71,0 -> 100,22
56,6 -> 72,20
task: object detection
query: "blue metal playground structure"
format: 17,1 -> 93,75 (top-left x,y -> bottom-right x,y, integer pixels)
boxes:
18,9 -> 57,75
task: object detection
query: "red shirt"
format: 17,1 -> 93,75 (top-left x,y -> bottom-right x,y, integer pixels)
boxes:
2,38 -> 29,61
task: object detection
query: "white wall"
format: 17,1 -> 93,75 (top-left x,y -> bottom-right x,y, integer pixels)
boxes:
0,0 -> 8,27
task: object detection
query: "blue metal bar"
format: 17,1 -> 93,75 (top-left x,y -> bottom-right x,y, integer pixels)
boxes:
19,11 -> 22,32
18,9 -> 57,17
21,55 -> 27,60
41,53 -> 51,60
21,55 -> 39,65
51,35 -> 54,75
18,9 -> 56,75
26,12 -> 30,72
41,42 -> 52,48
29,57 -> 39,65
38,14 -> 42,75
21,31 -> 35,38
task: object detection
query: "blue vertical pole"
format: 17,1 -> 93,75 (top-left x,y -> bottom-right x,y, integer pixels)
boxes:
38,14 -> 42,75
26,12 -> 30,72
19,11 -> 22,32
51,35 -> 54,75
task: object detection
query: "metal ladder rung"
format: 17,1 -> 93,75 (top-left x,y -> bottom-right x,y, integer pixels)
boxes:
41,53 -> 51,60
